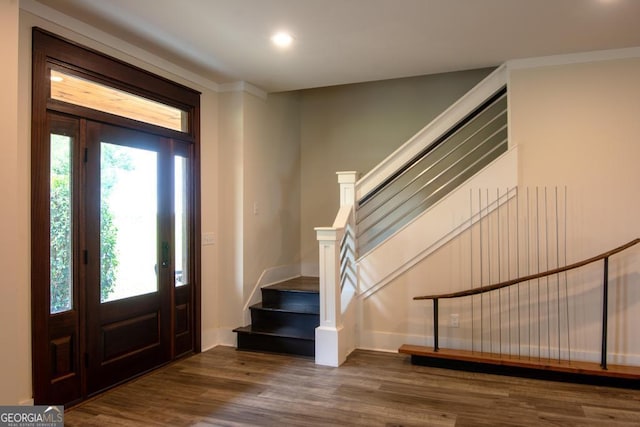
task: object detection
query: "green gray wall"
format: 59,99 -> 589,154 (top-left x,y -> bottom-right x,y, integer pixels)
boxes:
298,69 -> 495,274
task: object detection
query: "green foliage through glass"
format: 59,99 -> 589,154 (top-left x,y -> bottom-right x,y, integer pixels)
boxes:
49,134 -> 125,312
49,135 -> 72,313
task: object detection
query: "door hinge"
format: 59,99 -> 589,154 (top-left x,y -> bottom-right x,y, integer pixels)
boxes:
84,147 -> 88,163
84,353 -> 89,368
83,250 -> 88,265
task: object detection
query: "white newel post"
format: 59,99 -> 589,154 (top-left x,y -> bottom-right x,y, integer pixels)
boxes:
314,171 -> 357,367
314,227 -> 344,366
337,171 -> 357,209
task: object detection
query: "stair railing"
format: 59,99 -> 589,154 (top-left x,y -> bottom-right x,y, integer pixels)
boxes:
357,65 -> 507,200
356,86 -> 508,256
414,238 -> 640,370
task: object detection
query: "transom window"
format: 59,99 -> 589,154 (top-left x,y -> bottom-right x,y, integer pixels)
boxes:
50,69 -> 189,132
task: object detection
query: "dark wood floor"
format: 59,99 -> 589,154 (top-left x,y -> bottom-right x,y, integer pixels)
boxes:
65,346 -> 640,426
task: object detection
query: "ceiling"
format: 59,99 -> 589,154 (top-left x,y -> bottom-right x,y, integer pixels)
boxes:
34,0 -> 640,92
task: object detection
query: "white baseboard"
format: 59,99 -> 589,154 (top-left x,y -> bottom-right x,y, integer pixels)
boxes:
19,398 -> 34,406
201,327 -> 237,351
358,330 -> 431,353
201,327 -> 218,351
217,327 -> 237,348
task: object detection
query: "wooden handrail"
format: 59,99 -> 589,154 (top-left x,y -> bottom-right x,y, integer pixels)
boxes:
414,238 -> 640,301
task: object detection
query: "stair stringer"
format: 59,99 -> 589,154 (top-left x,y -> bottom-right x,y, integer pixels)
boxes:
357,145 -> 518,299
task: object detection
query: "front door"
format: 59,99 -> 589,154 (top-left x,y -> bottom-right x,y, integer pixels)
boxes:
84,122 -> 172,394
36,115 -> 195,405
32,29 -> 200,407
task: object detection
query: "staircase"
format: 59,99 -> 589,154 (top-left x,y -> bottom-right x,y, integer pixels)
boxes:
233,277 -> 320,357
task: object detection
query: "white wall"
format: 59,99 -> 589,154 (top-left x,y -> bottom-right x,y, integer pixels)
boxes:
242,92 -> 301,294
200,89 -> 220,349
217,90 -> 302,342
511,57 -> 640,256
217,90 -> 244,343
0,0 -> 31,405
299,69 -> 494,275
510,57 -> 640,363
358,55 -> 640,366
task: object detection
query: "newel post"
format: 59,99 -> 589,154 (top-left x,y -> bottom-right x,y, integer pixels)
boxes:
337,171 -> 357,209
314,227 -> 345,366
313,171 -> 357,367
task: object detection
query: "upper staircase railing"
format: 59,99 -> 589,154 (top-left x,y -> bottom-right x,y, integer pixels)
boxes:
357,87 -> 508,254
354,65 -> 510,257
356,65 -> 508,202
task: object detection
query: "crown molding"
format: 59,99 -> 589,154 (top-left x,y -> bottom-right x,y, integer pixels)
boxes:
507,46 -> 640,71
20,0 -> 221,92
218,81 -> 268,100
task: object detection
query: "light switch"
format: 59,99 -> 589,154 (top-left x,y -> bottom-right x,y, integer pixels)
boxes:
202,232 -> 215,246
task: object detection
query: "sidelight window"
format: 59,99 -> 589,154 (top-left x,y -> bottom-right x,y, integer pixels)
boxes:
174,154 -> 189,287
50,133 -> 73,314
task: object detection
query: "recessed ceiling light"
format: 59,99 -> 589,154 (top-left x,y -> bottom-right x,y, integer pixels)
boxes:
271,31 -> 293,48
50,75 -> 64,82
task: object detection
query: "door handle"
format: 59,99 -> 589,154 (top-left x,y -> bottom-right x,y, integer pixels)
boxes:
161,241 -> 170,268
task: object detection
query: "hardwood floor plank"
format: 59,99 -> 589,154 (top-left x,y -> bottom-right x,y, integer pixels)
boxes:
65,346 -> 640,426
581,405 -> 640,423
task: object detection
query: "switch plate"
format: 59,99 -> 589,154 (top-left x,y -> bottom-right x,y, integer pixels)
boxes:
202,232 -> 215,246
450,313 -> 459,328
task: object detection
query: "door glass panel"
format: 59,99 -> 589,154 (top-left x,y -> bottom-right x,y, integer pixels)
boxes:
100,142 -> 158,302
50,134 -> 73,314
174,155 -> 189,287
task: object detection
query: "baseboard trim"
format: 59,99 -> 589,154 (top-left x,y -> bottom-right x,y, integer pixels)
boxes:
19,398 -> 34,406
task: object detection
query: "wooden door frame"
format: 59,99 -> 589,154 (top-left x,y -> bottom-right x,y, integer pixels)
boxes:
31,28 -> 201,406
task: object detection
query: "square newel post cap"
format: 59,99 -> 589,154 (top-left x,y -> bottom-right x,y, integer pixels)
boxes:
336,171 -> 358,184
315,227 -> 340,242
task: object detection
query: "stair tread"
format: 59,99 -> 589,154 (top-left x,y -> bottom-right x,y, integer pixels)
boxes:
233,325 -> 315,341
251,302 -> 319,314
234,276 -> 320,358
264,276 -> 319,293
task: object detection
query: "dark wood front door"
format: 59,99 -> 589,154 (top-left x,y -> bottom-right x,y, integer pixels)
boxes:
84,122 -> 172,394
32,29 -> 201,407
33,116 -> 195,405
